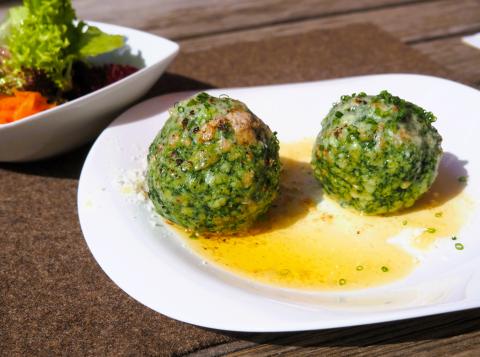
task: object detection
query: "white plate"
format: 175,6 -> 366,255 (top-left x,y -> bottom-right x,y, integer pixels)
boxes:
0,21 -> 178,162
78,74 -> 480,332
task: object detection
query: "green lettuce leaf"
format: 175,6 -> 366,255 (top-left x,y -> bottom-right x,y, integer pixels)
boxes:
76,25 -> 125,58
0,0 -> 125,91
0,6 -> 28,46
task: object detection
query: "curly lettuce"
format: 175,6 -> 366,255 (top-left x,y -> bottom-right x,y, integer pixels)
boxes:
0,0 -> 124,91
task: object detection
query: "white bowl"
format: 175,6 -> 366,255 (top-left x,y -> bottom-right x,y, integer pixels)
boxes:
0,21 -> 179,162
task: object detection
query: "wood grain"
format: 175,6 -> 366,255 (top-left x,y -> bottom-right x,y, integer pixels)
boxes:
1,0 -> 478,44
187,309 -> 480,356
71,0 -> 429,39
178,0 -> 480,51
0,0 -> 424,34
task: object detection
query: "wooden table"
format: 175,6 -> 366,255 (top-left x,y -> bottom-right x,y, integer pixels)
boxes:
1,1 -> 480,356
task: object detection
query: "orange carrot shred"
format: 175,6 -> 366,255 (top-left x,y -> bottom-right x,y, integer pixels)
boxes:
0,90 -> 56,124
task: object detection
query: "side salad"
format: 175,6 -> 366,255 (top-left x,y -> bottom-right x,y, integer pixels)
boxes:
0,0 -> 138,124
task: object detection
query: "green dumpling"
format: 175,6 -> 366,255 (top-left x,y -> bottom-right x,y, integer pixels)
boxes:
311,91 -> 442,214
147,92 -> 280,234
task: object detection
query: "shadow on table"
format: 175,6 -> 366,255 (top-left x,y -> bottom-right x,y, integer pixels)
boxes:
0,73 -> 214,180
0,144 -> 92,180
145,72 -> 215,99
218,308 -> 480,349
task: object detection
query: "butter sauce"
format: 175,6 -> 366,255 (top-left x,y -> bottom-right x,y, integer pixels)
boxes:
176,138 -> 471,290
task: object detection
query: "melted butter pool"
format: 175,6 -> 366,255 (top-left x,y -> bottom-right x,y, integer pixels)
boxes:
175,138 -> 471,291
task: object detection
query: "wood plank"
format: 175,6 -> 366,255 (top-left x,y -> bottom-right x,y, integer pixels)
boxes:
413,37 -> 480,87
178,0 -> 480,51
71,0 -> 431,39
0,0 -> 427,34
0,1 -> 463,43
2,0 -> 478,46
192,310 -> 480,356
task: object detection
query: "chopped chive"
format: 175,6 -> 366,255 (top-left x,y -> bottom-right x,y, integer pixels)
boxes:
381,266 -> 389,272
356,265 -> 364,271
455,243 -> 464,250
335,111 -> 344,118
451,236 -> 457,241
402,220 -> 408,226
339,278 -> 347,286
458,176 -> 468,183
434,212 -> 443,218
197,92 -> 209,102
426,227 -> 436,234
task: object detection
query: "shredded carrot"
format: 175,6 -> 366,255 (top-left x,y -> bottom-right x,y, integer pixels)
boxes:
0,90 -> 56,124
